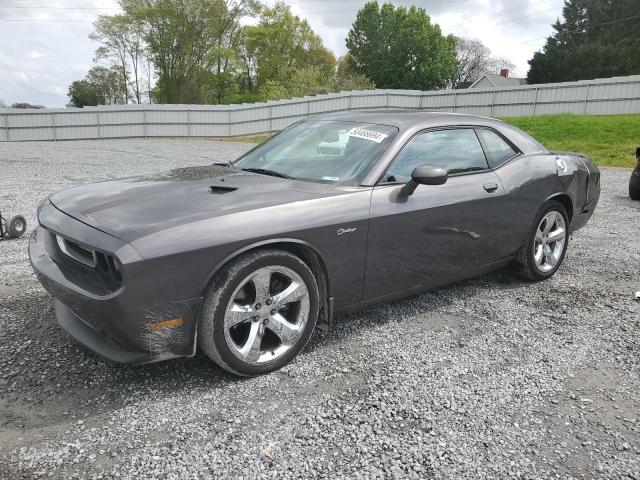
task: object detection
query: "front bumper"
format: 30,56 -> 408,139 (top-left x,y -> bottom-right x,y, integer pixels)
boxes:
29,203 -> 201,364
54,299 -> 165,364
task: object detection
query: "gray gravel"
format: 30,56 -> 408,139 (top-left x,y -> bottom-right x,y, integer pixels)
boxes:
1,139 -> 639,480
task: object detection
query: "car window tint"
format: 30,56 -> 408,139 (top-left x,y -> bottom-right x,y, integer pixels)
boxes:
385,129 -> 488,183
478,129 -> 518,168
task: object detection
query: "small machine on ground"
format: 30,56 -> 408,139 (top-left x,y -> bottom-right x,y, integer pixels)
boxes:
0,211 -> 26,239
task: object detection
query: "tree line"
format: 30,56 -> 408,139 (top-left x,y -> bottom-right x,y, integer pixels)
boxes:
67,0 -> 521,107
528,0 -> 640,83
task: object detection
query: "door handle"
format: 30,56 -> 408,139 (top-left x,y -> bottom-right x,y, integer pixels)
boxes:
483,183 -> 499,193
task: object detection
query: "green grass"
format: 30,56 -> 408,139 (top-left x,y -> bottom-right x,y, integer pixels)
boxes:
504,114 -> 640,168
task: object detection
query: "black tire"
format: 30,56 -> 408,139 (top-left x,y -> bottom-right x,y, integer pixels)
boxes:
198,249 -> 319,376
514,200 -> 569,281
630,168 -> 640,200
7,215 -> 27,239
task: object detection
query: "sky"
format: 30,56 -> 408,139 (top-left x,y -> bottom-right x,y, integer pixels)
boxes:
0,0 -> 565,108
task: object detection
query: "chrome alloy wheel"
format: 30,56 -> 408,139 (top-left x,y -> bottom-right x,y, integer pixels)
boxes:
223,266 -> 310,364
534,210 -> 566,273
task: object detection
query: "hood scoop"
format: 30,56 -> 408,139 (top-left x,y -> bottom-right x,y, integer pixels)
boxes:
209,185 -> 237,194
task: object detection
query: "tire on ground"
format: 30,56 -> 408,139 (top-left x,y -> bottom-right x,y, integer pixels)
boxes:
630,168 -> 640,200
198,249 -> 319,376
7,215 -> 27,238
514,199 -> 570,281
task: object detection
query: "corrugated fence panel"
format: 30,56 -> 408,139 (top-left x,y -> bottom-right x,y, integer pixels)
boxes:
99,110 -> 144,125
388,92 -> 421,109
8,112 -> 53,128
309,96 -> 350,113
1,75 -> 639,141
350,92 -> 387,110
146,124 -> 189,137
421,93 -> 455,109
535,102 -> 585,115
100,124 -> 145,138
9,127 -> 55,141
0,113 -> 7,141
190,123 -> 229,137
492,103 -> 534,117
232,105 -> 270,123
498,88 -> 536,105
55,111 -> 98,126
587,98 -> 640,115
271,115 -> 307,131
589,81 -> 640,101
146,110 -> 189,124
56,125 -> 100,140
270,101 -> 307,119
189,109 -> 229,124
456,90 -> 493,107
537,85 -> 588,103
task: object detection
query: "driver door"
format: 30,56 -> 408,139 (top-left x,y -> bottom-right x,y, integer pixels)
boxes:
363,128 -> 517,299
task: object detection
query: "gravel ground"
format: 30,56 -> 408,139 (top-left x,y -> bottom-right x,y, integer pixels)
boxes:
0,139 -> 638,480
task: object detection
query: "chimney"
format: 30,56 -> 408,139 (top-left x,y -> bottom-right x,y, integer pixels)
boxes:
500,68 -> 510,78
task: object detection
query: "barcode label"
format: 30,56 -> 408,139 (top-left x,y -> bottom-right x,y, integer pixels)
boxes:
348,128 -> 388,143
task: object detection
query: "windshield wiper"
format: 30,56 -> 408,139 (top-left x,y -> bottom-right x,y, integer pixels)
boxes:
241,168 -> 292,179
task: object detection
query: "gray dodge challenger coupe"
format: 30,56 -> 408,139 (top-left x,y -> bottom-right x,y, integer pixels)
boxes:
29,112 -> 601,376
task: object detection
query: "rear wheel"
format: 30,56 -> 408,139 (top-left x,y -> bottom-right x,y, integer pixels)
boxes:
199,249 -> 319,376
515,200 -> 569,281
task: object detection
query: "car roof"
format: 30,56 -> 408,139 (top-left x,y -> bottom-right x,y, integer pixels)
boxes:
314,111 -> 508,130
313,110 -> 548,155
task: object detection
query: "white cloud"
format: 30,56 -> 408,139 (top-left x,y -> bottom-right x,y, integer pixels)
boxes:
0,0 -> 564,107
27,51 -> 47,59
0,0 -> 120,107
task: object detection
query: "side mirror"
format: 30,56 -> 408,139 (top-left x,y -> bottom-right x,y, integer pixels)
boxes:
401,165 -> 448,196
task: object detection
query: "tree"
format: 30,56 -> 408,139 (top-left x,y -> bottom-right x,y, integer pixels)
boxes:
334,55 -> 375,91
453,38 -> 515,87
122,0 -> 259,104
86,66 -> 127,104
91,14 -> 147,103
67,66 -> 127,107
527,0 -> 640,84
245,2 -> 336,91
345,1 -> 458,90
75,0 -> 355,105
10,102 -> 45,109
68,80 -> 102,107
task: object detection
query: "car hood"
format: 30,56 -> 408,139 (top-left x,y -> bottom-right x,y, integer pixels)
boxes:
48,165 -> 333,243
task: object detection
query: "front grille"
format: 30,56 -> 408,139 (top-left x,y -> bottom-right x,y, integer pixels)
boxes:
47,231 -> 123,292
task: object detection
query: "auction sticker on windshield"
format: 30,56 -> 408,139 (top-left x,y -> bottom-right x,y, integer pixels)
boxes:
348,128 -> 389,143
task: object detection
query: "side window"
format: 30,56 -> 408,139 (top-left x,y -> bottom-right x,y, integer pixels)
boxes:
384,129 -> 489,183
477,129 -> 518,168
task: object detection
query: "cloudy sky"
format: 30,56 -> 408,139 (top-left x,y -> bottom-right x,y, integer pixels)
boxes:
0,0 -> 565,107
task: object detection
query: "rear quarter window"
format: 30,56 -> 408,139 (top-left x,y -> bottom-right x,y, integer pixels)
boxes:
478,129 -> 518,168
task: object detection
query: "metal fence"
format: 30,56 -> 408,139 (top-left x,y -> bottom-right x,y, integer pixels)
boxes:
2,75 -> 639,142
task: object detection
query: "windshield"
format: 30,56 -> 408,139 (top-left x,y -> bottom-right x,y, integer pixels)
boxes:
232,120 -> 397,184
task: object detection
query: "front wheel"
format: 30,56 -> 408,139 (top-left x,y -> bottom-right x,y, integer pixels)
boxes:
199,249 -> 319,376
515,200 -> 569,281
